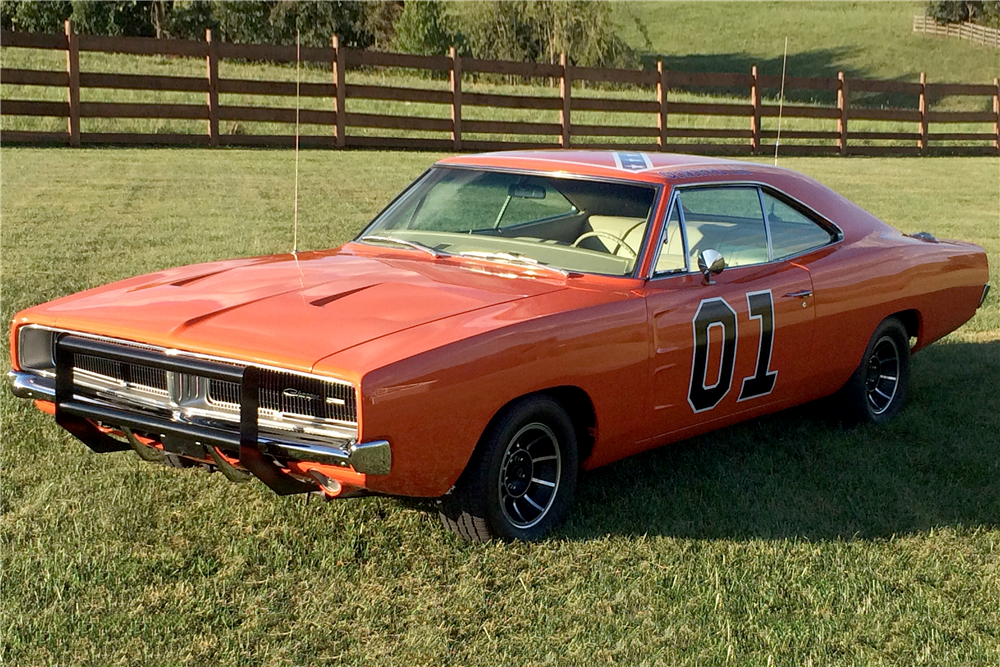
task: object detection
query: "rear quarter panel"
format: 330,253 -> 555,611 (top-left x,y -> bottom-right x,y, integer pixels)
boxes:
738,166 -> 989,396
805,234 -> 989,392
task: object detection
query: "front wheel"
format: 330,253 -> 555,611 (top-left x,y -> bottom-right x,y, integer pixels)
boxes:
439,395 -> 579,542
831,317 -> 911,426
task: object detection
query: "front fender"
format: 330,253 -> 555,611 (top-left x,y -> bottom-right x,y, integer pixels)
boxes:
317,290 -> 649,497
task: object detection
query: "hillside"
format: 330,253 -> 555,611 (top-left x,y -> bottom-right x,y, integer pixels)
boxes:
613,1 -> 997,84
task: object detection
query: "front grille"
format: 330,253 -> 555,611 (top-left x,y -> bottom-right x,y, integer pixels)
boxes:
207,369 -> 357,424
64,336 -> 357,428
207,379 -> 241,407
74,354 -> 169,397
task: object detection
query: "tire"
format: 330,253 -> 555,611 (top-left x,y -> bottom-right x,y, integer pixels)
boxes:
831,317 -> 911,427
439,395 -> 579,542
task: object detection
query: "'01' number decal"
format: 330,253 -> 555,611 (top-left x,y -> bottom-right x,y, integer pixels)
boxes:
688,290 -> 777,413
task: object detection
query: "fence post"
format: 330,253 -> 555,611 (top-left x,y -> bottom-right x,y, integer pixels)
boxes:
750,65 -> 761,155
64,20 -> 80,147
918,72 -> 928,155
837,71 -> 848,155
450,46 -> 462,150
332,34 -> 346,148
205,28 -> 219,147
993,77 -> 999,153
657,61 -> 668,151
559,52 -> 571,148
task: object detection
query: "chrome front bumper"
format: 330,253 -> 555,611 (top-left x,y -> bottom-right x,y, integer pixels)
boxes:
8,365 -> 391,478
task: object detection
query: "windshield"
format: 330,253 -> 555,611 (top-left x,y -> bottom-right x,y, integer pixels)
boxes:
357,167 -> 658,277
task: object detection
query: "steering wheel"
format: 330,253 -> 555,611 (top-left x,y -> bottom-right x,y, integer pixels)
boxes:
571,231 -> 637,258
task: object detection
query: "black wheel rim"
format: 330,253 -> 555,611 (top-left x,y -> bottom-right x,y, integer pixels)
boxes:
498,422 -> 561,529
865,335 -> 900,416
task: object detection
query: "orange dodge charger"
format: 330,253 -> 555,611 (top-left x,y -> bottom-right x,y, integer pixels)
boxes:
8,151 -> 991,541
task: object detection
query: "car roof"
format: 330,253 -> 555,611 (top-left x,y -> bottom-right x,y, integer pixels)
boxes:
438,150 -> 773,184
437,150 -> 880,241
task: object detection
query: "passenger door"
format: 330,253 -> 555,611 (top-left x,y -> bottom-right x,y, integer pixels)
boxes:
642,186 -> 818,442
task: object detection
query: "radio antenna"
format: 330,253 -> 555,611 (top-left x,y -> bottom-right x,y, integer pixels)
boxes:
292,29 -> 301,253
774,37 -> 788,167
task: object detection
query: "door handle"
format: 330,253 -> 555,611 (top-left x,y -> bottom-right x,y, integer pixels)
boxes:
783,290 -> 813,299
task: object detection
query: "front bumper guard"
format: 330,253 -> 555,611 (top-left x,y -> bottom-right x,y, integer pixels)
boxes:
7,335 -> 390,494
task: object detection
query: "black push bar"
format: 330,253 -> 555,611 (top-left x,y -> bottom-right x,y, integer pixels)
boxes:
54,334 -> 317,495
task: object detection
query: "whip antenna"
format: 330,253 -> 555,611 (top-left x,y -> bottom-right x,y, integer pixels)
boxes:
774,37 -> 788,167
293,29 -> 301,253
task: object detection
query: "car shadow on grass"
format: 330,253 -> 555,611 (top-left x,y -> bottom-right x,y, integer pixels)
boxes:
563,340 -> 1000,541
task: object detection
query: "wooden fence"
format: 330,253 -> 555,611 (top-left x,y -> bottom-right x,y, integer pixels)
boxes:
2,22 -> 999,156
913,14 -> 1000,49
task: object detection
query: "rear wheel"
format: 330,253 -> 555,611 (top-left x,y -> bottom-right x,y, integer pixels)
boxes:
439,395 -> 578,542
832,317 -> 911,426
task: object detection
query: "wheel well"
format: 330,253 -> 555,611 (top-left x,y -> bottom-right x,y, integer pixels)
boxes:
541,386 -> 597,464
483,386 -> 597,466
891,309 -> 921,346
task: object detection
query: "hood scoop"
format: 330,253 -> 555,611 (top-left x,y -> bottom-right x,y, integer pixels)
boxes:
310,284 -> 380,308
170,268 -> 233,287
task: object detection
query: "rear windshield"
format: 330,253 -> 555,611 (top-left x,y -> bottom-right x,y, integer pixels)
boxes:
358,167 -> 658,277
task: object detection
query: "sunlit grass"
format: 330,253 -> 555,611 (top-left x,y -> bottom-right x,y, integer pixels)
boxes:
1,148 -> 998,665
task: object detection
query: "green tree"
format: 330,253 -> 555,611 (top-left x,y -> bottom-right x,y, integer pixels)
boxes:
210,1 -> 374,47
363,0 -> 403,50
457,0 -> 638,67
209,0 -> 274,43
267,0 -> 372,48
979,1 -> 1000,26
392,0 -> 452,55
1,1 -> 21,30
3,0 -> 72,32
70,1 -> 154,37
925,1 -> 983,23
163,0 -> 215,40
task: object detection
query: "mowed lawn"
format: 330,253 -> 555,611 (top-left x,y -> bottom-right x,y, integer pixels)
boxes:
1,148 -> 998,666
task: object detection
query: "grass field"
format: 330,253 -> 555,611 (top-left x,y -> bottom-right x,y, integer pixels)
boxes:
1,148 -> 999,666
618,1 -> 1000,86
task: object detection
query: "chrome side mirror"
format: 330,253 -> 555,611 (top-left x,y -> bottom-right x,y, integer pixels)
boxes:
697,249 -> 726,285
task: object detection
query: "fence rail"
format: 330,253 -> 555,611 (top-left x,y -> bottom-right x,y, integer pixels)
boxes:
2,22 -> 999,156
913,14 -> 1000,49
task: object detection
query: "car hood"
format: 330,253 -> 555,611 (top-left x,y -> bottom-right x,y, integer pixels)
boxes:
26,247 -> 566,374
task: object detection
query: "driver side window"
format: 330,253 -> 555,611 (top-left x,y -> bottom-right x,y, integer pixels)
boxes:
678,187 -> 770,268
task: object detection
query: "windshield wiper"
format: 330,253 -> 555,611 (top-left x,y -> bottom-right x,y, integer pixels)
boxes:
458,251 -> 568,277
359,235 -> 447,258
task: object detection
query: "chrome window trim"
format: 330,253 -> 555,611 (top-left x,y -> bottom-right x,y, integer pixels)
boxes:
646,188 -> 691,276
356,164 -> 665,280
646,180 -> 845,281
757,187 -> 775,262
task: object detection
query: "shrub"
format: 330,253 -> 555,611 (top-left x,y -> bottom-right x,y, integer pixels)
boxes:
392,0 -> 451,55
2,0 -> 72,33
456,0 -> 638,68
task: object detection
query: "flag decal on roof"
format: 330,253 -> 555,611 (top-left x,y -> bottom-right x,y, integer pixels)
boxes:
612,152 -> 653,171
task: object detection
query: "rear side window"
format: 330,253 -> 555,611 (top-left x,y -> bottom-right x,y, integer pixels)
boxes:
678,187 -> 769,268
762,191 -> 835,259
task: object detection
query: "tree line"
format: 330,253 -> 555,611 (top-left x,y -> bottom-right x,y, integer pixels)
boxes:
0,0 -> 646,68
925,1 -> 1000,27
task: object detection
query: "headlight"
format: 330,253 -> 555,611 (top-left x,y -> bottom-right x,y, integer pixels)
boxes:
17,326 -> 56,372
